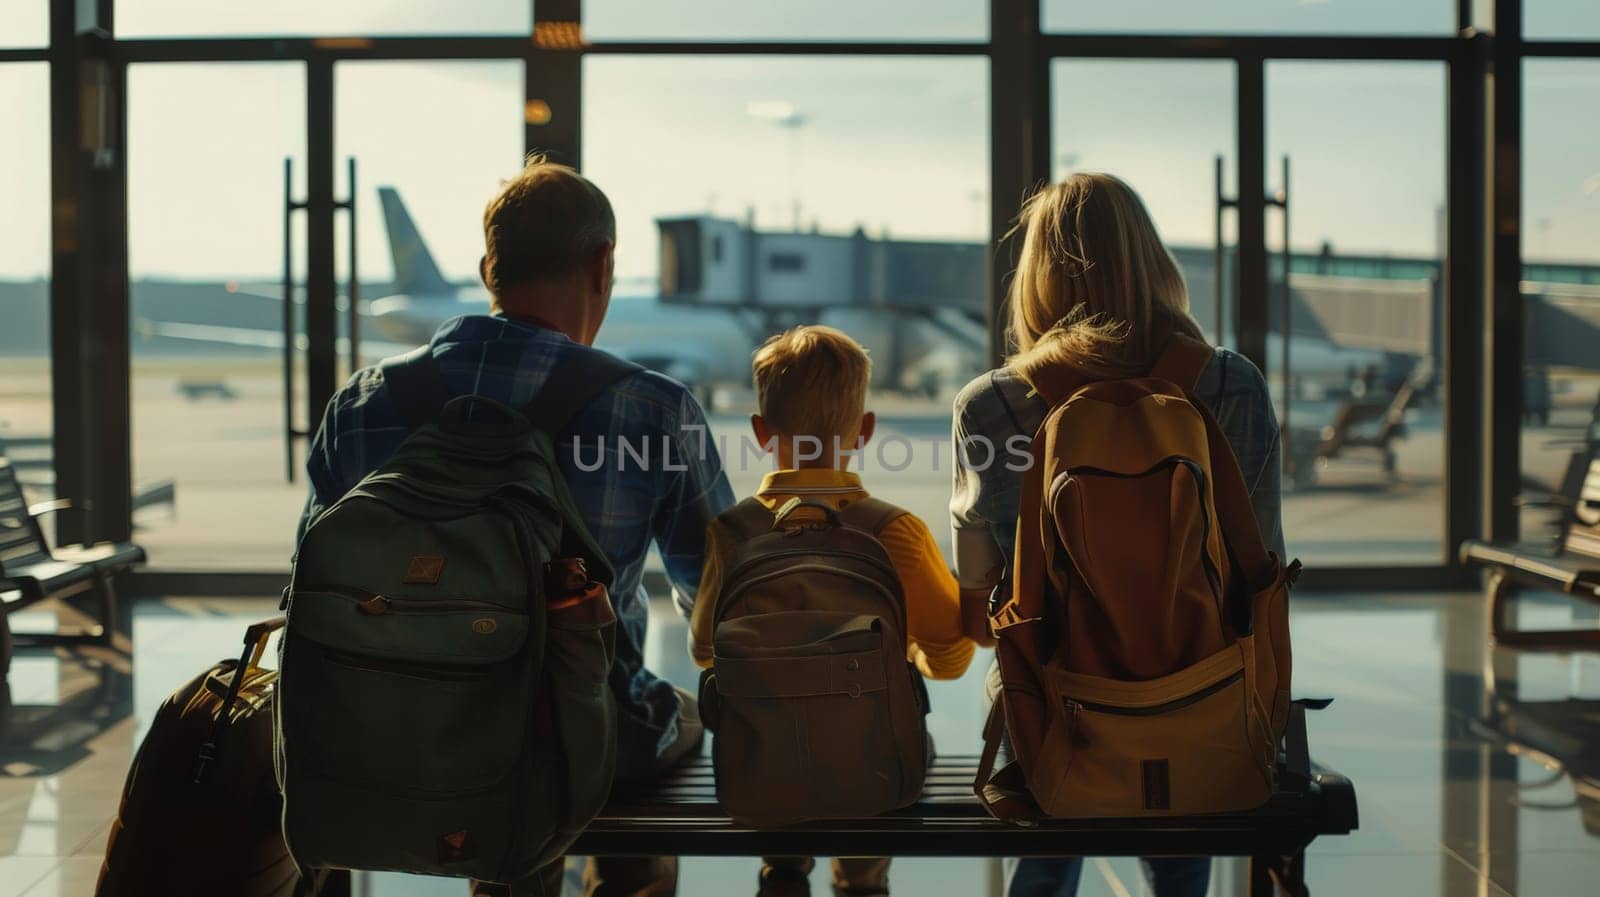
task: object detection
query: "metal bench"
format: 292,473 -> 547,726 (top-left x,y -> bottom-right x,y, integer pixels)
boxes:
0,456 -> 145,669
1461,451 -> 1600,649
571,752 -> 1359,897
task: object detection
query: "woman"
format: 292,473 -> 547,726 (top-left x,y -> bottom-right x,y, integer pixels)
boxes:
949,173 -> 1285,897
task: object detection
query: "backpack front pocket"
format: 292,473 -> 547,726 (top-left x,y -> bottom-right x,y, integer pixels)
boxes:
1037,645 -> 1274,817
280,591 -> 534,795
710,612 -> 911,827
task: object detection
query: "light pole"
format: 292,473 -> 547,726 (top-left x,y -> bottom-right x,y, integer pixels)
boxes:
747,100 -> 806,231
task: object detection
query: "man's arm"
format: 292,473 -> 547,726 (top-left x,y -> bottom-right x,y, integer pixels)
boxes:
651,389 -> 737,617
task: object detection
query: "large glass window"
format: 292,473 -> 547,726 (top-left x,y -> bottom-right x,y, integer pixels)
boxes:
1266,61 -> 1448,566
1043,0 -> 1453,34
127,63 -> 307,569
116,0 -> 529,39
1051,59 -> 1236,343
1519,59 -> 1600,537
0,62 -> 53,515
584,0 -> 987,42
0,2 -> 47,47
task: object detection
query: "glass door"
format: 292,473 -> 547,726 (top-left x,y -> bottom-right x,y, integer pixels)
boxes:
127,62 -> 308,570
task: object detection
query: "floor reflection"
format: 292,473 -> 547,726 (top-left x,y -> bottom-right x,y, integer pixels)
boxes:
0,588 -> 1596,896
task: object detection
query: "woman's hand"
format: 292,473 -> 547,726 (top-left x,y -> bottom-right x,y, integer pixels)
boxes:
960,586 -> 998,647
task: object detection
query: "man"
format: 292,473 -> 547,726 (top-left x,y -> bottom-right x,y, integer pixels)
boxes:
298,155 -> 735,896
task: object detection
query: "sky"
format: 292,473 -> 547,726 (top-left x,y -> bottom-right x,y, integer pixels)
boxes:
0,2 -> 1596,282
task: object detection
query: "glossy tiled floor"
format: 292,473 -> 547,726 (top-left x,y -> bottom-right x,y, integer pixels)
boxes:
1,588 -> 1596,897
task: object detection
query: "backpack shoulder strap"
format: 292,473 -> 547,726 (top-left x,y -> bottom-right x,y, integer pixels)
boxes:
1149,333 -> 1215,392
718,496 -> 777,543
524,347 -> 646,434
838,496 -> 908,535
1009,357 -> 1089,407
379,345 -> 452,430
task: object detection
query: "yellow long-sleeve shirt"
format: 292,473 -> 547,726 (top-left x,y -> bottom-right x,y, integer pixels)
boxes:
690,468 -> 975,681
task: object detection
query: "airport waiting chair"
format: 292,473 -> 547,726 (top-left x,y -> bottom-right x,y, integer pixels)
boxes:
1461,449 -> 1600,650
0,433 -> 177,523
1285,364 -> 1428,489
0,455 -> 144,668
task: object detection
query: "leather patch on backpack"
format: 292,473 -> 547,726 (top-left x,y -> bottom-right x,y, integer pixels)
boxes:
403,555 -> 446,584
436,829 -> 474,864
1142,759 -> 1171,810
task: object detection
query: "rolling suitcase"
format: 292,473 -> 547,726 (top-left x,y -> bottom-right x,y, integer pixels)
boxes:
95,617 -> 347,897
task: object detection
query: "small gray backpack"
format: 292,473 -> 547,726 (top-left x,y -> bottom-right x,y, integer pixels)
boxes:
699,496 -> 931,828
277,346 -> 638,883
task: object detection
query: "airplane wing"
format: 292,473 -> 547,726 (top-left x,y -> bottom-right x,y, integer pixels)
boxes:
134,317 -> 419,362
217,281 -> 355,306
141,317 -> 736,393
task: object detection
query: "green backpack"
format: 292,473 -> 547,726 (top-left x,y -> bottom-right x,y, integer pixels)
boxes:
276,346 -> 639,884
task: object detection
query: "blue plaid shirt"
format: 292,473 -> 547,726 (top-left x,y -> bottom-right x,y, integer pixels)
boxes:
298,313 -> 735,780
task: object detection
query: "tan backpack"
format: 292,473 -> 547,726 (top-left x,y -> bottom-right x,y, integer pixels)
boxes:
976,335 -> 1298,820
699,496 -> 931,828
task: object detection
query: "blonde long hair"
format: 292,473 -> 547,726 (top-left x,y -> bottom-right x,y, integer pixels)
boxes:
1005,173 -> 1204,379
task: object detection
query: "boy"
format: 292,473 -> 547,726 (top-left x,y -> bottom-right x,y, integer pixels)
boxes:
690,325 -> 975,897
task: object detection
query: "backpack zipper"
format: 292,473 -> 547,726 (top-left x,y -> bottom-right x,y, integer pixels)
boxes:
723,547 -> 899,584
721,564 -> 908,634
322,647 -> 494,682
1064,669 -> 1243,719
302,586 -> 515,616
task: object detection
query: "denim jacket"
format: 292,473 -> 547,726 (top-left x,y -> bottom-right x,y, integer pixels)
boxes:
948,347 -> 1285,589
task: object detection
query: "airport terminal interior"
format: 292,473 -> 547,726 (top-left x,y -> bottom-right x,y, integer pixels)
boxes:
2,1 -> 1599,895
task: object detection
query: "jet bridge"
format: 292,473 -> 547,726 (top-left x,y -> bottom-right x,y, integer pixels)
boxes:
656,216 -> 989,392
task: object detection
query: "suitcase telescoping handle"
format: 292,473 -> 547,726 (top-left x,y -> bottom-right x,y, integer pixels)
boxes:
191,616 -> 287,784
